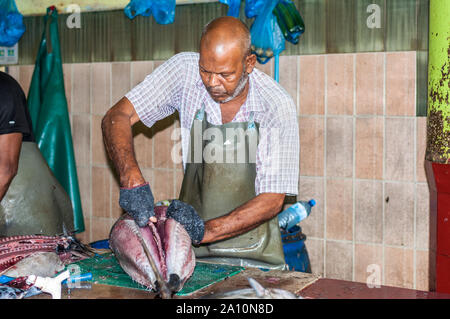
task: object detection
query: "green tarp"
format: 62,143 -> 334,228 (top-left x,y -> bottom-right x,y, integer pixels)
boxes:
27,7 -> 84,232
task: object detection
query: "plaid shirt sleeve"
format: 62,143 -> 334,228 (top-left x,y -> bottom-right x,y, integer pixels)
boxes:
125,53 -> 185,128
255,93 -> 299,196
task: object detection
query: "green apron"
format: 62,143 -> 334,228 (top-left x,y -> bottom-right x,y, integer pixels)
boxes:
179,104 -> 286,270
0,142 -> 74,236
27,8 -> 84,233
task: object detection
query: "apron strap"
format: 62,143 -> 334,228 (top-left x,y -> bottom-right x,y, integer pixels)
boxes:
194,103 -> 205,121
247,111 -> 256,130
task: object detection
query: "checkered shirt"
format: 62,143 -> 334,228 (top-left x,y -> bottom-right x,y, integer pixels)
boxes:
126,52 -> 299,196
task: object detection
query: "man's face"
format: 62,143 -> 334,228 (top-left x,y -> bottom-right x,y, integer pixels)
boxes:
199,45 -> 251,104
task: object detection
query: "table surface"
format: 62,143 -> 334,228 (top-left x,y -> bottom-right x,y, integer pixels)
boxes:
28,268 -> 450,299
29,268 -> 320,299
298,278 -> 450,299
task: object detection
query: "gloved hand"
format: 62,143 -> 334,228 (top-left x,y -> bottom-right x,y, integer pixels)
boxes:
166,199 -> 205,245
119,182 -> 154,227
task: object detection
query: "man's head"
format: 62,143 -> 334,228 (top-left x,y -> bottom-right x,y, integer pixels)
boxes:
199,17 -> 256,103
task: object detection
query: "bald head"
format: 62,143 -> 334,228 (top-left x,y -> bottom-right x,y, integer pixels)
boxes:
200,16 -> 251,58
198,17 -> 256,104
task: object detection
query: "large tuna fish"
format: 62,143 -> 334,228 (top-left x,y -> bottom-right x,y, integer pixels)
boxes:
109,204 -> 195,295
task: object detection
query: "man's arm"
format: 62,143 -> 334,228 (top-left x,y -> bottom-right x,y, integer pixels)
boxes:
201,193 -> 285,244
102,97 -> 158,225
0,133 -> 22,201
102,97 -> 144,188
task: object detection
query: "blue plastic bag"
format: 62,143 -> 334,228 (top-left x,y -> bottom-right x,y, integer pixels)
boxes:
124,0 -> 175,25
218,0 -> 241,17
245,0 -> 266,18
0,0 -> 25,47
250,0 -> 285,64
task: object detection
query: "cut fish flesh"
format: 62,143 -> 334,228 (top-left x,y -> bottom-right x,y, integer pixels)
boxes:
109,205 -> 195,294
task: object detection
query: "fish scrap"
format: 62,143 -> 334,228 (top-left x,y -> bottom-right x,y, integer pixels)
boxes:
201,277 -> 301,299
0,234 -> 94,276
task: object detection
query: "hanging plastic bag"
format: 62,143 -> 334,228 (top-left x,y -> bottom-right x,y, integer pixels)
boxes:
0,0 -> 25,47
273,0 -> 305,44
250,0 -> 285,64
124,0 -> 153,18
219,0 -> 241,18
245,0 -> 266,18
124,0 -> 175,25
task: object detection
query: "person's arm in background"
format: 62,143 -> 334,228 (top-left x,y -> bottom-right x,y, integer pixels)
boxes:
0,72 -> 34,202
0,133 -> 22,201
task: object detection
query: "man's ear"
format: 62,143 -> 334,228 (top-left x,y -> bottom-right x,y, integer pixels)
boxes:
245,53 -> 257,74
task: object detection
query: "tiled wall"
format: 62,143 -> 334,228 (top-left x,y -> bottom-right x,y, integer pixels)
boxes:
7,50 -> 430,291
279,51 -> 429,291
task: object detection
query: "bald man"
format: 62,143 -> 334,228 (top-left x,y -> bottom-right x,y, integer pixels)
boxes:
102,17 -> 299,269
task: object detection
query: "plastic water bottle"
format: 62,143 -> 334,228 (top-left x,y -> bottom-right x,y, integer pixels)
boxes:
278,199 -> 316,231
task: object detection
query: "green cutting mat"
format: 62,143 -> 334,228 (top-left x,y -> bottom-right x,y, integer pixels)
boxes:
67,252 -> 244,296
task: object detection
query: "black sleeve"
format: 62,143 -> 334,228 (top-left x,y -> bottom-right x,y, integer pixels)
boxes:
0,71 -> 34,142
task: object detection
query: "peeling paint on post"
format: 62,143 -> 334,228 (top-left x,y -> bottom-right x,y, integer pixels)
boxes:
426,0 -> 450,164
425,0 -> 450,295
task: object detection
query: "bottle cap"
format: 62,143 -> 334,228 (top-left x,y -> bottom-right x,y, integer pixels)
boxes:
309,199 -> 316,207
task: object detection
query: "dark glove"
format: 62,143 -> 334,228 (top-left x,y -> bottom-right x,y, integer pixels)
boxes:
166,199 -> 205,245
119,182 -> 154,227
